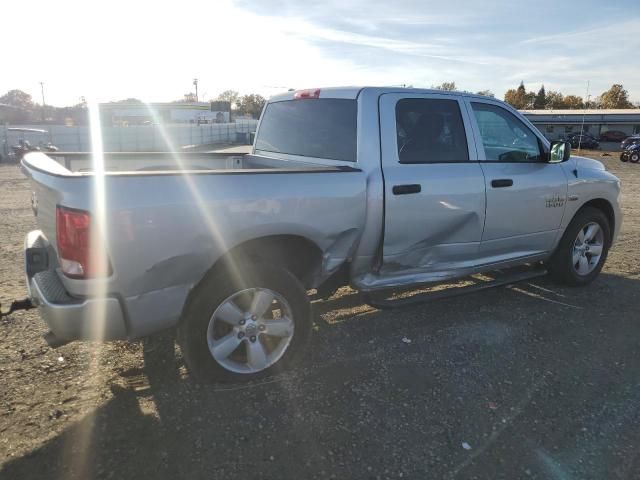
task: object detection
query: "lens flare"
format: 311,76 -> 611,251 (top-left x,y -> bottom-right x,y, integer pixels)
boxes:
141,102 -> 244,286
60,99 -> 110,478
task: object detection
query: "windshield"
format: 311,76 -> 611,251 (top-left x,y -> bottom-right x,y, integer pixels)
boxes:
255,99 -> 357,162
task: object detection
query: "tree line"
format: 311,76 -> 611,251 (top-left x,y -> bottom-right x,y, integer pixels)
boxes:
0,89 -> 267,124
2,81 -> 636,125
432,81 -> 637,110
504,82 -> 636,110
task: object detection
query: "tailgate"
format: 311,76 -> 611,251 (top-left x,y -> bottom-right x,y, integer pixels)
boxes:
21,152 -> 90,249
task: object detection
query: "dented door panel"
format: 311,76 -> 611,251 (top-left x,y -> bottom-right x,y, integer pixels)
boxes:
378,93 -> 486,276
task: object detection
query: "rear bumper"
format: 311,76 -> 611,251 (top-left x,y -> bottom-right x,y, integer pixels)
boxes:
25,231 -> 128,341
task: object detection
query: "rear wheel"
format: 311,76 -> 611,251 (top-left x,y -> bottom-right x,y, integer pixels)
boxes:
630,152 -> 640,163
547,207 -> 610,286
178,263 -> 311,382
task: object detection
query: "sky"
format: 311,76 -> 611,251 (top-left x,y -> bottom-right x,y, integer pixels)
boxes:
1,0 -> 639,106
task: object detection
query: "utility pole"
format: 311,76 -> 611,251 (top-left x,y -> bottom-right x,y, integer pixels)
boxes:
40,82 -> 46,122
578,80 -> 590,151
193,78 -> 199,102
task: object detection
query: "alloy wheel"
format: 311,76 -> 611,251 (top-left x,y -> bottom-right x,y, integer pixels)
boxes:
206,288 -> 295,374
572,222 -> 604,276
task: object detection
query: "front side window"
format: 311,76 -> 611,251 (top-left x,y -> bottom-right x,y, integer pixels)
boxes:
471,103 -> 542,162
396,98 -> 469,163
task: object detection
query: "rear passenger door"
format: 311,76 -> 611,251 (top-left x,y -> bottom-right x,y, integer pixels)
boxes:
379,93 -> 486,276
465,99 -> 568,261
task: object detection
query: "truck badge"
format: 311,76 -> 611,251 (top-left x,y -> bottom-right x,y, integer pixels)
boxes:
545,194 -> 565,208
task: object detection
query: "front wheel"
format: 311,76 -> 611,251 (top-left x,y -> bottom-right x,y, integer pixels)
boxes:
547,207 -> 610,286
178,263 -> 311,382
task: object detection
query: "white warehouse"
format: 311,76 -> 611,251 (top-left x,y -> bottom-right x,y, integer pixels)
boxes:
99,101 -> 231,126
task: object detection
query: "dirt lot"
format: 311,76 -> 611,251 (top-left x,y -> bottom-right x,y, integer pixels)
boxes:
1,151 -> 639,479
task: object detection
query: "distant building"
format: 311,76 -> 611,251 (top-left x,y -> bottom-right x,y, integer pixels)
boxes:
99,101 -> 231,126
522,109 -> 640,140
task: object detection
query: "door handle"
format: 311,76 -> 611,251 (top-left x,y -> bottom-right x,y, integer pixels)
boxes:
392,184 -> 421,195
491,179 -> 513,188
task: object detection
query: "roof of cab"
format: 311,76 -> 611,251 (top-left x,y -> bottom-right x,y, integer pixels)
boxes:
268,86 -> 500,103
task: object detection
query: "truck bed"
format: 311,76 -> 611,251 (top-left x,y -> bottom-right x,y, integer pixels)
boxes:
20,150 -> 367,339
36,151 -> 348,174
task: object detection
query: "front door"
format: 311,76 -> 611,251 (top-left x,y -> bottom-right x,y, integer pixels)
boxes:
379,93 -> 486,280
465,99 -> 568,263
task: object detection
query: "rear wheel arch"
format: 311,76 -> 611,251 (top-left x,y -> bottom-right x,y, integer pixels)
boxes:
181,234 -> 323,317
218,234 -> 324,287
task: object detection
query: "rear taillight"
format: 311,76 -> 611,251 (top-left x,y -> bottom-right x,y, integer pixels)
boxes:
56,206 -> 107,278
294,88 -> 321,99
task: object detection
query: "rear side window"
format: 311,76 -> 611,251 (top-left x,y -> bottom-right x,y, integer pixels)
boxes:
255,99 -> 357,162
396,98 -> 469,163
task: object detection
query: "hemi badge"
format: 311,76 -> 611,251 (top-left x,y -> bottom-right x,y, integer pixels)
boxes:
568,195 -> 579,201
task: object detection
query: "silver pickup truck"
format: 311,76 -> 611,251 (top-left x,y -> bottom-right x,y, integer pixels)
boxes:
19,87 -> 621,382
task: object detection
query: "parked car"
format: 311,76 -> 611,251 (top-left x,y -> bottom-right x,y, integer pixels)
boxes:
620,143 -> 640,163
566,132 -> 594,141
568,133 -> 600,149
621,135 -> 640,150
17,87 -> 622,382
599,130 -> 628,142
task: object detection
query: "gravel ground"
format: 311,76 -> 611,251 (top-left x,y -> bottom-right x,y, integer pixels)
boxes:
1,151 -> 639,479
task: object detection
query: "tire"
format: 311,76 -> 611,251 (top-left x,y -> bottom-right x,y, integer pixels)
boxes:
177,262 -> 311,383
547,207 -> 610,287
620,154 -> 629,162
630,152 -> 640,163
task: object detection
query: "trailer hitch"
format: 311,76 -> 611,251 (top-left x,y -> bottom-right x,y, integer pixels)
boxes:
0,298 -> 35,319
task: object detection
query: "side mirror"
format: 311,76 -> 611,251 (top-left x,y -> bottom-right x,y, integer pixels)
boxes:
549,140 -> 571,163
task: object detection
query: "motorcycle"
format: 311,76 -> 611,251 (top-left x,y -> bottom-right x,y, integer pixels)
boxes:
620,143 -> 640,163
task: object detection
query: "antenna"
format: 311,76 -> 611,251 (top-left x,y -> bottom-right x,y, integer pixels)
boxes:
577,80 -> 590,151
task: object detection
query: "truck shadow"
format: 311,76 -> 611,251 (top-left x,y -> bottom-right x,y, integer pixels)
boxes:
2,272 -> 640,479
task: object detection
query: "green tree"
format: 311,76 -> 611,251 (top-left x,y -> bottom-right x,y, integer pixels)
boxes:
433,81 -> 457,91
563,95 -> 584,109
236,94 -> 266,118
545,90 -> 565,109
533,85 -> 546,109
504,81 -> 531,109
585,98 -> 601,109
524,92 -> 536,109
0,89 -> 34,110
504,89 -> 519,108
216,90 -> 240,107
599,84 -> 633,109
0,89 -> 34,122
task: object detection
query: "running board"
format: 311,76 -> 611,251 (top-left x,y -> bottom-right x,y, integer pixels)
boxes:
362,264 -> 548,309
